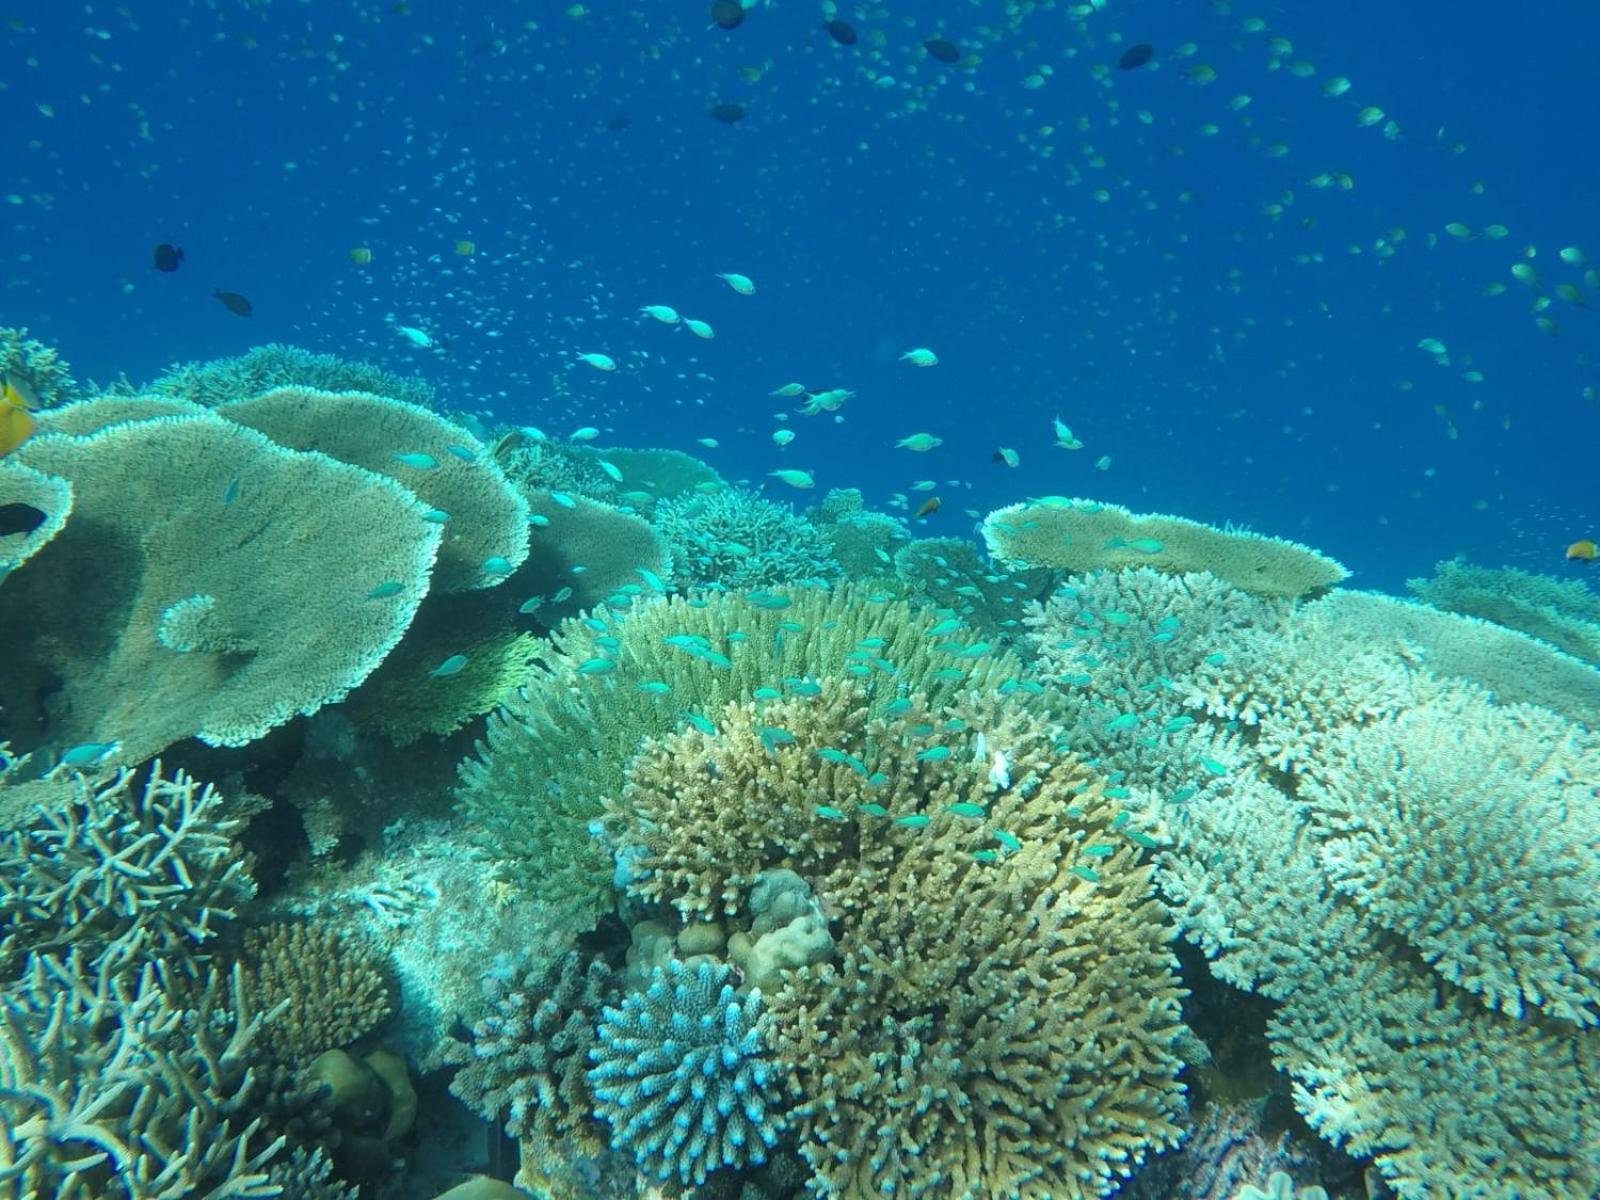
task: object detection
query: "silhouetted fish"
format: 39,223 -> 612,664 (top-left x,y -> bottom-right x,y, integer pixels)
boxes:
0,502 -> 46,537
709,102 -> 746,123
826,19 -> 857,45
152,243 -> 183,272
924,37 -> 961,63
213,288 -> 253,317
1118,43 -> 1155,70
710,0 -> 744,30
605,113 -> 631,131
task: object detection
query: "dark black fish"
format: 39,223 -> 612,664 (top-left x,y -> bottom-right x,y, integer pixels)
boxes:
605,113 -> 631,131
152,243 -> 183,272
709,102 -> 746,124
710,0 -> 744,30
924,37 -> 960,64
1118,43 -> 1155,70
213,288 -> 253,317
825,19 -> 857,45
0,502 -> 46,538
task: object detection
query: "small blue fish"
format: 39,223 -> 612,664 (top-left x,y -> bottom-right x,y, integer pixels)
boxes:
529,514 -> 551,528
638,568 -> 668,594
926,618 -> 964,636
422,509 -> 450,523
550,491 -> 577,509
577,658 -> 616,675
429,654 -> 469,678
61,741 -> 118,768
551,586 -> 574,603
680,711 -> 717,736
367,581 -> 405,600
518,596 -> 545,614
482,556 -> 514,576
972,850 -> 999,864
222,477 -> 241,505
446,444 -> 477,462
1069,865 -> 1101,884
916,746 -> 951,763
894,814 -> 931,829
815,805 -> 848,821
393,452 -> 439,470
994,830 -> 1022,853
885,698 -> 914,716
583,617 -> 609,633
946,802 -> 986,819
1199,757 -> 1229,777
636,681 -> 672,695
1105,713 -> 1139,733
859,802 -> 889,817
752,687 -> 783,701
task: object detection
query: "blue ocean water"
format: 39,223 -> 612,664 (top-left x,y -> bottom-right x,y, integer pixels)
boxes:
3,0 -> 1596,591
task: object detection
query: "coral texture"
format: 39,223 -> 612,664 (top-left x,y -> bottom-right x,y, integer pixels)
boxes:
0,325 -> 78,408
610,682 -> 1187,1200
587,959 -> 790,1185
146,342 -> 435,409
983,498 -> 1347,598
0,763 -> 255,981
0,409 -> 441,760
0,455 -> 72,576
447,950 -> 616,1173
1408,557 -> 1600,666
0,952 -> 285,1199
239,922 -> 397,1062
220,386 -> 528,593
457,586 -> 1023,933
654,486 -> 839,590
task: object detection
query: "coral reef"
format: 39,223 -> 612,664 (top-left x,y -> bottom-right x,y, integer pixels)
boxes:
0,455 -> 72,577
587,959 -> 791,1185
654,486 -> 839,590
457,586 -> 1023,935
220,385 -> 529,593
0,763 -> 255,980
610,682 -> 1188,1200
446,949 -> 617,1177
893,535 -> 1056,644
0,952 -> 285,1198
1408,557 -> 1600,666
239,921 -> 397,1061
518,487 -> 672,622
0,325 -> 78,408
0,408 -> 442,762
984,497 -> 1347,598
144,342 -> 435,409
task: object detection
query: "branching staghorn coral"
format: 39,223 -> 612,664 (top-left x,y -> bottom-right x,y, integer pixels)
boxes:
0,408 -> 442,762
0,762 -> 255,982
610,682 -> 1187,1200
0,951 -> 286,1199
446,949 -> 618,1178
654,486 -> 839,590
238,922 -> 397,1062
587,959 -> 791,1185
143,342 -> 435,409
456,585 -> 1026,934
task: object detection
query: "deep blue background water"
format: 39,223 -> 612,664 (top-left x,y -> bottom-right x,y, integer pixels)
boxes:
3,0 -> 1596,594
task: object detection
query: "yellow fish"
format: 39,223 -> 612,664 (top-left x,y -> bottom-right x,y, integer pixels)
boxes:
0,376 -> 38,458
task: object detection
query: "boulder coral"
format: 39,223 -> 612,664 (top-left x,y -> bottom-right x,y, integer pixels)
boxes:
0,409 -> 442,762
610,682 -> 1188,1200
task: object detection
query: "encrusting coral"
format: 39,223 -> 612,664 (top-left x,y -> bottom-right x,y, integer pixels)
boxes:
457,585 -> 1025,936
608,681 -> 1188,1200
0,455 -> 72,577
983,497 -> 1347,599
0,408 -> 442,762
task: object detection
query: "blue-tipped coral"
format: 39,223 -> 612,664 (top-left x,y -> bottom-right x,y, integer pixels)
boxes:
586,959 -> 790,1186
